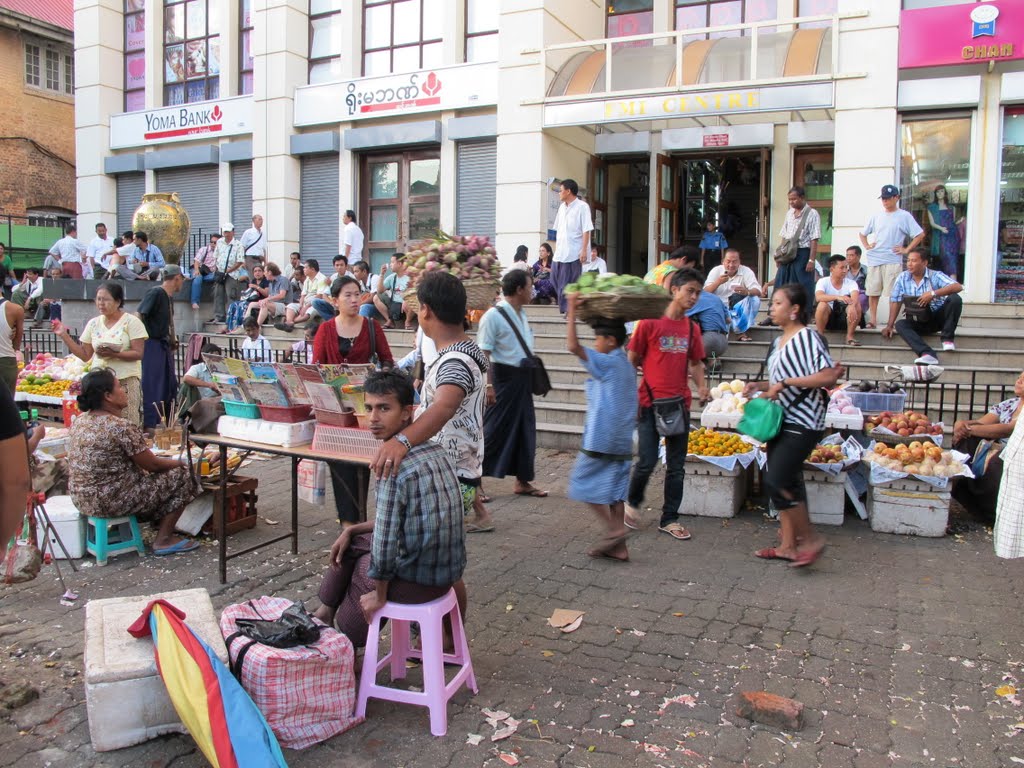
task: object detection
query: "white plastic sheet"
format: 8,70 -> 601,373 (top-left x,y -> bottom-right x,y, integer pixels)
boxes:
864,443 -> 973,490
804,434 -> 863,478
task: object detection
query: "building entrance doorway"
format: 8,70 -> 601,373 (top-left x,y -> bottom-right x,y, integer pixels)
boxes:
677,150 -> 772,281
360,150 -> 441,272
587,155 -> 651,276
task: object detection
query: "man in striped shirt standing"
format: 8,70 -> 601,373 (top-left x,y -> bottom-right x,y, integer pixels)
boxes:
882,247 -> 963,365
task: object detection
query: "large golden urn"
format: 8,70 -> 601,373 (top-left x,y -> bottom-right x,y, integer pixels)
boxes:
131,192 -> 190,264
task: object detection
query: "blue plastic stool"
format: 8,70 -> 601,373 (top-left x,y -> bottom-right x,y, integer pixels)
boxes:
85,515 -> 145,566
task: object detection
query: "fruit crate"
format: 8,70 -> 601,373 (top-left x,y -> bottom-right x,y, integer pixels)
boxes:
679,460 -> 749,518
846,390 -> 907,414
867,485 -> 950,537
805,469 -> 845,526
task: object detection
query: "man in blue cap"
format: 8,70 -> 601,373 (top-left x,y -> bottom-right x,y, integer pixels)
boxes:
859,185 -> 924,329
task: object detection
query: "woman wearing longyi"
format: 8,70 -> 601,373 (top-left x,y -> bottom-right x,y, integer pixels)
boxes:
67,369 -> 201,556
55,281 -> 148,426
744,284 -> 843,568
313,275 -> 394,528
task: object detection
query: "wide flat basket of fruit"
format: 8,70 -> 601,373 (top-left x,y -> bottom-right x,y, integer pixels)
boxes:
862,442 -> 972,489
566,273 -> 670,322
404,232 -> 502,311
803,434 -> 863,477
865,410 -> 944,446
686,427 -> 763,471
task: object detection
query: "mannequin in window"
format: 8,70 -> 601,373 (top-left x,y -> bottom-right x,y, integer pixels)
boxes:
926,185 -> 962,279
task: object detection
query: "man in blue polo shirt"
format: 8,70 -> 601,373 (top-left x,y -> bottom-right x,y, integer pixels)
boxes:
882,246 -> 963,365
687,283 -> 730,361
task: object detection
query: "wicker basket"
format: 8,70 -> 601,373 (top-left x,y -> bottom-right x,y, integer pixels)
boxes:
406,278 -> 499,314
576,292 -> 671,323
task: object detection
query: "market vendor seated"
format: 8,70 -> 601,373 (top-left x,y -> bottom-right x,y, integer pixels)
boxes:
312,370 -> 467,647
68,368 -> 202,556
951,370 -> 1024,521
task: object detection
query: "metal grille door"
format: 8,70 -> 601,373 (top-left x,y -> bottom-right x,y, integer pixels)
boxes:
455,141 -> 496,240
231,162 -> 253,227
116,173 -> 145,235
300,154 -> 340,263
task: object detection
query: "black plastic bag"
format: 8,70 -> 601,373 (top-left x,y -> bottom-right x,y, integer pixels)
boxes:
234,602 -> 323,648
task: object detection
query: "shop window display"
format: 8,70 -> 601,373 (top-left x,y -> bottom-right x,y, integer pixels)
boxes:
124,0 -> 145,111
997,108 -> 1024,304
899,116 -> 971,281
163,0 -> 220,105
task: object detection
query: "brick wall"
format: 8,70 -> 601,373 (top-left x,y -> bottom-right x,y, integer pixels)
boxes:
0,25 -> 76,218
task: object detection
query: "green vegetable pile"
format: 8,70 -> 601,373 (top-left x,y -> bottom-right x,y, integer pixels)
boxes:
564,272 -> 668,296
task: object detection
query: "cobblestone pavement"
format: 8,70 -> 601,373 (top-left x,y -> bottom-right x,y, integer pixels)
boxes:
2,448 -> 1023,767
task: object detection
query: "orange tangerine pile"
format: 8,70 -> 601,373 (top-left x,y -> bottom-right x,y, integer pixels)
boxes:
688,428 -> 751,457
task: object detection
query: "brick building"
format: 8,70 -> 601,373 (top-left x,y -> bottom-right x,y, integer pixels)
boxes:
0,0 -> 75,226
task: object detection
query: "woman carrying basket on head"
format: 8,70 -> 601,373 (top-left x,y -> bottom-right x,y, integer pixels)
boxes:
743,284 -> 844,568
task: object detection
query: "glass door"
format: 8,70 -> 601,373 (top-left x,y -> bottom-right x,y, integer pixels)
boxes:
361,150 -> 441,272
588,156 -> 608,260
656,154 -> 679,264
793,148 -> 833,271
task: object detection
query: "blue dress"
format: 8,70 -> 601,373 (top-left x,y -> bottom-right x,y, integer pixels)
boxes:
568,347 -> 638,505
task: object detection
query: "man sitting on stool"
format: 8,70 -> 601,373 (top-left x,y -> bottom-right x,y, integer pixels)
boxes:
882,246 -> 963,365
814,254 -> 863,346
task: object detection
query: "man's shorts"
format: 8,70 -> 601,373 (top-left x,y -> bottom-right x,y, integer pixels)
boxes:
866,263 -> 902,297
265,302 -> 286,318
824,301 -> 849,331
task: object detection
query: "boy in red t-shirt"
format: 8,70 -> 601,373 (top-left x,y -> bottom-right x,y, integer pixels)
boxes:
625,268 -> 709,540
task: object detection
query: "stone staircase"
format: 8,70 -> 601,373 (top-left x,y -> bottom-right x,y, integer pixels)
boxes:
197,302 -> 1024,452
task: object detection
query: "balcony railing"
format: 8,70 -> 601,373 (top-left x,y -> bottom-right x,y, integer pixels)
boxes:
534,11 -> 867,105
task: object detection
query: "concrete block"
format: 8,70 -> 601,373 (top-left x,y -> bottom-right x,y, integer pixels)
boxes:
735,691 -> 804,731
85,588 -> 228,751
868,486 -> 950,537
680,462 -> 748,518
806,470 -> 845,527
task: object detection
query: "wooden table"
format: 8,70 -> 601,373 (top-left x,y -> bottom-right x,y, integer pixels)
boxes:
188,433 -> 372,583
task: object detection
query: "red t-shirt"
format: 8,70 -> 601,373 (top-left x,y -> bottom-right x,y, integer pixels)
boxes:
312,317 -> 394,366
629,315 -> 705,408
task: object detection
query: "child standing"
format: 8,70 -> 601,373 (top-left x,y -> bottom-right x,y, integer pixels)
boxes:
699,219 -> 729,276
240,316 -> 272,362
565,294 -> 638,561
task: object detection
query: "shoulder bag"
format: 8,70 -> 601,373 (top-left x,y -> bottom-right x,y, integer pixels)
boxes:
496,306 -> 551,396
736,333 -> 818,441
774,206 -> 811,265
641,319 -> 693,437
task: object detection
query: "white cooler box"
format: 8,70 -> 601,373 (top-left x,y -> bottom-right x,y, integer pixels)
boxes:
85,588 -> 229,751
35,495 -> 84,559
216,415 -> 316,447
680,460 -> 749,518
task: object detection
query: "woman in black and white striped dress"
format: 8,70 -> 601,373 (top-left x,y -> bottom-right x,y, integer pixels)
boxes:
744,284 -> 844,568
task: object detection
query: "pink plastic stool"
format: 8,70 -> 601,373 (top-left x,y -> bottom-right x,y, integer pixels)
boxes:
356,587 -> 477,736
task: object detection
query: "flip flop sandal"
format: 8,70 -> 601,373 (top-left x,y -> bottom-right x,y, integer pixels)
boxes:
623,515 -> 641,531
478,493 -> 493,503
865,322 -> 877,329
465,522 -> 495,533
754,547 -> 794,561
658,523 -> 692,541
789,546 -> 825,568
846,339 -> 863,346
514,487 -> 548,497
153,539 -> 200,556
737,334 -> 753,342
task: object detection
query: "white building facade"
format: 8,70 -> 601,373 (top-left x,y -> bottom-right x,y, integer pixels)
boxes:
74,0 -> 1024,304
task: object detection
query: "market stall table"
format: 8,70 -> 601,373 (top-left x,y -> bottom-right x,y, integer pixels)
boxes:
188,433 -> 372,583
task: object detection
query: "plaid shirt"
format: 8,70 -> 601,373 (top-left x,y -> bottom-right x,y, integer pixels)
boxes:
890,268 -> 956,312
368,440 -> 466,587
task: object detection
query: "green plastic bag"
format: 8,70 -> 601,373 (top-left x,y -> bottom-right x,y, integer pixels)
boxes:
737,396 -> 784,443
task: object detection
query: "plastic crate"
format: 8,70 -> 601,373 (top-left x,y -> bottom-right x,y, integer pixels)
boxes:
313,408 -> 357,427
258,404 -> 313,423
223,400 -> 260,419
312,425 -> 380,459
846,390 -> 907,414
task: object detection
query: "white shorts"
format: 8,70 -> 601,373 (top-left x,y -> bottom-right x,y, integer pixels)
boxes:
866,263 -> 902,297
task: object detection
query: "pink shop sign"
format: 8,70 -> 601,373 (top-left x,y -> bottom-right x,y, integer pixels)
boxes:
899,2 -> 1024,69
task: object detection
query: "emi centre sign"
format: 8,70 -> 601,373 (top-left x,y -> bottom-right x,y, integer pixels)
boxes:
543,83 -> 834,128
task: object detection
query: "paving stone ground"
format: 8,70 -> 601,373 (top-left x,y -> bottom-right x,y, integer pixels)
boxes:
2,449 -> 1023,767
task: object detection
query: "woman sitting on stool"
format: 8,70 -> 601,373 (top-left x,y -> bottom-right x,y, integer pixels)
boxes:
68,368 -> 201,556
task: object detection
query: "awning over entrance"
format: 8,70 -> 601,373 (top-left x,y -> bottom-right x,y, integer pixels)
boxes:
547,29 -> 832,99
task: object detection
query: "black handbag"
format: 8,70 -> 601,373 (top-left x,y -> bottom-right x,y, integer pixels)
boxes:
214,271 -> 228,285
640,319 -> 694,436
496,306 -> 552,396
903,296 -> 933,324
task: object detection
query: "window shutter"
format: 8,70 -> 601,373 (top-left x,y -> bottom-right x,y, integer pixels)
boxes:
300,154 -> 340,262
455,141 -> 496,241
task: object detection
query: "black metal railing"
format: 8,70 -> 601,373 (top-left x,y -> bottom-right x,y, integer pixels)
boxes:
172,335 -> 311,374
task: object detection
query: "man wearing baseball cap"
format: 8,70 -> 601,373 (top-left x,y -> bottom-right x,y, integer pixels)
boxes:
858,185 -> 924,328
212,222 -> 247,323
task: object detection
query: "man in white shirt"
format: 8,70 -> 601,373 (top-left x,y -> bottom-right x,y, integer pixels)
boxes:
86,223 -> 114,279
342,209 -> 364,262
240,214 -> 266,273
582,245 -> 608,275
212,223 -> 247,323
552,178 -> 594,313
275,259 -> 330,332
859,185 -> 924,328
48,224 -> 87,279
704,248 -> 762,341
12,268 -> 45,321
814,254 -> 863,345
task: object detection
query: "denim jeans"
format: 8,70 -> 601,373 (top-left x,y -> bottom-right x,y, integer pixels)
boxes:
627,405 -> 691,528
311,297 -> 338,320
358,303 -> 382,320
190,272 -> 216,305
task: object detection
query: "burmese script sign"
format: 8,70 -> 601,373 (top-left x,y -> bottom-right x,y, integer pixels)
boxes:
543,83 -> 834,127
110,96 -> 253,149
294,63 -> 498,127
